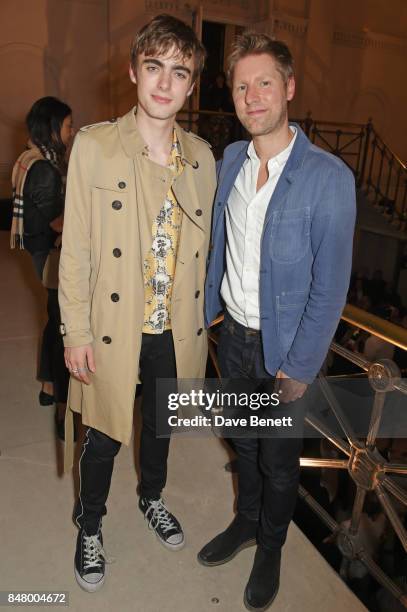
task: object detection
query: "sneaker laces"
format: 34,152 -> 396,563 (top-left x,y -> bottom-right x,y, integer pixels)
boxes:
145,499 -> 178,534
83,533 -> 115,570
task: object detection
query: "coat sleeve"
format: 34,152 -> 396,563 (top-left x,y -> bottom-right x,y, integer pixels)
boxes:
58,131 -> 94,347
279,164 -> 356,383
24,161 -> 63,226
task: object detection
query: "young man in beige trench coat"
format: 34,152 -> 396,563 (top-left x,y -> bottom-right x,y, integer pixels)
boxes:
58,14 -> 216,592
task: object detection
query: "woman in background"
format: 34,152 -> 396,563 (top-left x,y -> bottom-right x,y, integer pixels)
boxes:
11,96 -> 74,438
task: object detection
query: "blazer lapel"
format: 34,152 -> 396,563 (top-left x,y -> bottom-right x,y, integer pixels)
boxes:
263,124 -> 310,227
214,143 -> 249,233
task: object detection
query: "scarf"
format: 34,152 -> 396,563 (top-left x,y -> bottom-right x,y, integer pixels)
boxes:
10,141 -> 60,249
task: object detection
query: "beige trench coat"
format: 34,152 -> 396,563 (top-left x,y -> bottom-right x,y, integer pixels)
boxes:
58,107 -> 216,470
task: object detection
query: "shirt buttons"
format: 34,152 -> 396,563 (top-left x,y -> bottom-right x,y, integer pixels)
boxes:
112,200 -> 122,210
118,181 -> 126,189
102,336 -> 112,344
113,248 -> 122,257
195,209 -> 202,216
197,328 -> 203,336
111,293 -> 120,302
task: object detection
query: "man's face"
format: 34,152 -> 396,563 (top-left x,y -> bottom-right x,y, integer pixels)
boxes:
130,46 -> 195,121
232,53 -> 295,137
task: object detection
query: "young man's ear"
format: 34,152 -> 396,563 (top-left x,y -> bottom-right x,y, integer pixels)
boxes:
286,75 -> 295,102
129,64 -> 137,85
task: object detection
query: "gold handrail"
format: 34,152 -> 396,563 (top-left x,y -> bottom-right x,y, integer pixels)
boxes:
311,119 -> 366,130
209,304 -> 407,352
342,304 -> 407,351
371,128 -> 407,170
178,108 -> 236,118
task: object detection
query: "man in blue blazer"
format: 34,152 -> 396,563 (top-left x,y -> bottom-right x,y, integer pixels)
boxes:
199,32 -> 356,610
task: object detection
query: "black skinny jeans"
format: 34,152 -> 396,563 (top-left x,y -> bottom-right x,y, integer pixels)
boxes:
217,311 -> 306,551
74,330 -> 176,534
32,251 -> 69,403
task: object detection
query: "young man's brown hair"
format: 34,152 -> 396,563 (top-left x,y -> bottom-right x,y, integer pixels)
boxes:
130,14 -> 206,81
227,32 -> 294,85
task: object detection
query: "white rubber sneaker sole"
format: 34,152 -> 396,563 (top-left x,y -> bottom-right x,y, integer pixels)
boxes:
155,531 -> 186,551
74,566 -> 105,592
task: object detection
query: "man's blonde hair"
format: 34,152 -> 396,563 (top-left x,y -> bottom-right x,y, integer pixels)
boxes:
227,32 -> 294,85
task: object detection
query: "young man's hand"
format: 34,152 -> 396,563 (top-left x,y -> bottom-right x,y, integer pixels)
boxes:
64,345 -> 95,385
275,369 -> 307,403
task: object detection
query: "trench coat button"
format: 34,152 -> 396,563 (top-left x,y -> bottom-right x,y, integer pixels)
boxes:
195,290 -> 200,298
118,181 -> 126,189
111,293 -> 120,302
113,248 -> 122,257
195,251 -> 199,258
102,336 -> 112,344
197,328 -> 203,336
195,209 -> 202,216
112,200 -> 122,210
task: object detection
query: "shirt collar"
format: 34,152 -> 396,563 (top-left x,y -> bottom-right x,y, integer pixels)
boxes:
117,106 -> 197,166
247,125 -> 297,167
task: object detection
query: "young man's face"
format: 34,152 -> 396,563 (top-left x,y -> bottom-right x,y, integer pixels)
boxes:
232,53 -> 295,137
130,46 -> 195,121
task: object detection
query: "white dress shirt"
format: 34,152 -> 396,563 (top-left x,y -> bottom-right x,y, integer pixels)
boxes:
221,127 -> 297,329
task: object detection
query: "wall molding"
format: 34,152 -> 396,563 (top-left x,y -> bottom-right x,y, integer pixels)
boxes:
268,12 -> 406,53
333,29 -> 407,54
145,0 -> 250,16
272,13 -> 308,37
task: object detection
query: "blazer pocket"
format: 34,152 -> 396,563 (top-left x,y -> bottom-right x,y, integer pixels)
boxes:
269,207 -> 311,264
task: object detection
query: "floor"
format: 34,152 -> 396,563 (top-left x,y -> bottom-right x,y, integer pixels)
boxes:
0,231 -> 367,612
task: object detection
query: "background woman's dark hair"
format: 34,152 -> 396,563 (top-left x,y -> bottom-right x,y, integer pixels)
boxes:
26,96 -> 72,160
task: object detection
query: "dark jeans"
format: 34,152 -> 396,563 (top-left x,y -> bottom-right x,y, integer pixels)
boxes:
32,251 -> 69,404
74,330 -> 176,534
218,311 -> 305,551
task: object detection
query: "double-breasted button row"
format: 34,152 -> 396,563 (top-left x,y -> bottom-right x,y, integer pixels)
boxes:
197,328 -> 203,336
112,200 -> 122,210
111,293 -> 120,302
195,290 -> 200,298
113,248 -> 121,257
102,336 -> 112,344
195,209 -> 202,216
118,181 -> 126,189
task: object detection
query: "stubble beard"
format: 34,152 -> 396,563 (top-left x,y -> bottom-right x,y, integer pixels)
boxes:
240,104 -> 288,138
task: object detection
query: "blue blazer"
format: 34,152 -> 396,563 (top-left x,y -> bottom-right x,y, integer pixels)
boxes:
204,124 -> 356,383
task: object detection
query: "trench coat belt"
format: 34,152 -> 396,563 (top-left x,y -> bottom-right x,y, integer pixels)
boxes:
64,407 -> 75,473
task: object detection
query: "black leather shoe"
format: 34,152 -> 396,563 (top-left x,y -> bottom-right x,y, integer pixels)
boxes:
244,546 -> 281,611
197,514 -> 258,566
39,390 -> 54,406
54,408 -> 78,442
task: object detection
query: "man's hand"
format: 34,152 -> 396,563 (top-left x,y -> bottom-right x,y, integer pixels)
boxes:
275,369 -> 307,403
64,344 -> 95,385
49,214 -> 64,233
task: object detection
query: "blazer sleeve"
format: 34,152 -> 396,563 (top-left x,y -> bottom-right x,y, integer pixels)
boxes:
58,131 -> 94,347
279,164 -> 356,383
